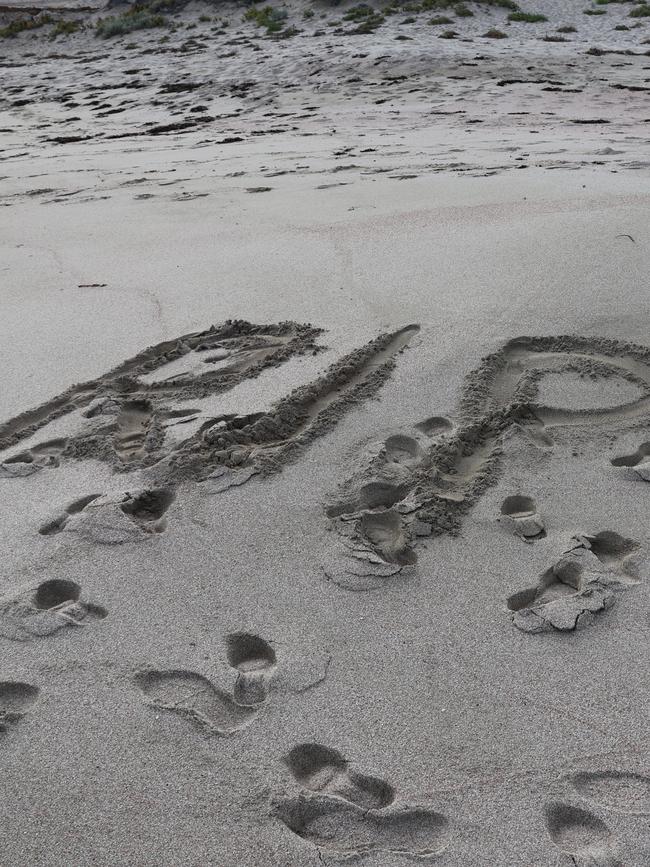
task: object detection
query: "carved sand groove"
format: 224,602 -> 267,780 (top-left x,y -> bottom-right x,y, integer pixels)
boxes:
0,322 -> 420,492
0,320 -> 323,472
326,335 -> 650,588
159,323 -> 421,488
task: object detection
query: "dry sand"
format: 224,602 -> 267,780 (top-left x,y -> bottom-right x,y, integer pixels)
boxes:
1,0 -> 650,864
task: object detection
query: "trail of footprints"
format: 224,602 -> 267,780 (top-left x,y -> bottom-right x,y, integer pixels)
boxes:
1,325 -> 650,859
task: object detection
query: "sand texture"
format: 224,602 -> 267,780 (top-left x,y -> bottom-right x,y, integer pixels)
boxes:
1,0 -> 650,864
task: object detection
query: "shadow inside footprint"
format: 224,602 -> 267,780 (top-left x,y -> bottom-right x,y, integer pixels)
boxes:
226,632 -> 277,706
120,487 -> 175,532
114,399 -> 153,462
584,531 -> 639,570
284,743 -> 395,809
0,681 -> 39,731
275,795 -> 450,858
134,669 -> 256,735
508,560 -> 584,612
360,509 -> 416,565
544,801 -> 621,866
499,494 -> 546,542
39,493 -> 102,536
0,578 -> 107,641
1,438 -> 68,476
610,441 -> 650,467
384,435 -> 422,466
414,416 -> 452,437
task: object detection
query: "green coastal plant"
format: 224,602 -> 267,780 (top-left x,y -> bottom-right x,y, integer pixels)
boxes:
243,4 -> 288,32
51,19 -> 82,35
96,7 -> 167,38
508,11 -> 547,21
0,14 -> 52,38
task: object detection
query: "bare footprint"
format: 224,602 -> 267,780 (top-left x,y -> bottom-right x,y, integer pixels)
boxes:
0,578 -> 107,641
284,743 -> 395,809
120,487 -> 175,532
579,531 -> 639,574
571,771 -> 650,815
499,495 -> 546,542
610,441 -> 650,468
134,669 -> 257,735
226,632 -> 277,706
275,795 -> 450,858
383,434 -> 422,466
1,437 -> 68,477
0,681 -> 39,731
414,416 -> 453,437
360,509 -> 417,565
114,399 -> 153,462
508,559 -> 584,609
506,527 -> 644,634
39,493 -> 102,536
544,801 -> 622,866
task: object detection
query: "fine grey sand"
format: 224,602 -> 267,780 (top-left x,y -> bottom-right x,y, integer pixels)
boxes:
1,0 -> 650,864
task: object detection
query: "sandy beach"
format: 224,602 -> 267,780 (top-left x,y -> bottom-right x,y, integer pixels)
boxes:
1,0 -> 650,863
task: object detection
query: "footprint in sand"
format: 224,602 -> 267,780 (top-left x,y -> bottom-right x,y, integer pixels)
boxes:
275,744 -> 450,858
284,743 -> 395,808
226,632 -> 277,707
0,578 -> 107,641
134,669 -> 258,736
0,437 -> 68,477
544,801 -> 622,867
383,434 -> 423,467
360,509 -> 418,566
571,771 -> 650,815
507,532 -> 643,633
275,795 -> 450,859
498,495 -> 546,542
113,398 -> 154,463
119,487 -> 175,532
580,530 -> 641,575
57,487 -> 177,545
610,441 -> 650,479
39,493 -> 102,536
414,416 -> 453,437
0,681 -> 40,732
324,415 -> 455,579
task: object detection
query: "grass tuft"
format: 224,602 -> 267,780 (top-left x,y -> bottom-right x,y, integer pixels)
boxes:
508,11 -> 547,21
